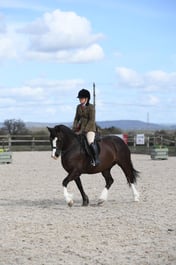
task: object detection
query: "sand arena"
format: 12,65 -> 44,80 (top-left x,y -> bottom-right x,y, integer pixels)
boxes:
0,152 -> 175,265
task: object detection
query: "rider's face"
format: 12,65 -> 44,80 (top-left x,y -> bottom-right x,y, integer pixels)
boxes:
79,98 -> 87,105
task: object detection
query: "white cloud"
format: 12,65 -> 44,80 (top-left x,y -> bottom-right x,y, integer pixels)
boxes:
27,44 -> 104,63
0,8 -> 104,62
0,15 -> 27,61
20,9 -> 103,49
0,15 -> 18,60
0,35 -> 17,59
0,13 -> 6,33
116,67 -> 176,90
0,78 -> 85,112
145,70 -> 170,83
45,107 -> 57,115
26,78 -> 85,92
0,97 -> 16,106
116,67 -> 143,87
0,0 -> 46,11
18,9 -> 104,62
145,70 -> 176,90
148,95 -> 160,105
11,86 -> 44,99
114,51 -> 123,58
69,44 -> 104,63
115,66 -> 176,109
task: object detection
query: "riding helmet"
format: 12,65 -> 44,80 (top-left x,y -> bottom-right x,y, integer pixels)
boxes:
77,89 -> 90,100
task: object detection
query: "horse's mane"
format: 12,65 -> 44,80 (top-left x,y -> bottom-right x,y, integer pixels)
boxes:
55,124 -> 85,146
55,124 -> 77,138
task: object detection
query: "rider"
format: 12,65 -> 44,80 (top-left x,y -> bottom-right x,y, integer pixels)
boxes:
72,89 -> 100,166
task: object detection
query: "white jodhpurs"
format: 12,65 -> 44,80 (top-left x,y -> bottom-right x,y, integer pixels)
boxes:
86,131 -> 95,145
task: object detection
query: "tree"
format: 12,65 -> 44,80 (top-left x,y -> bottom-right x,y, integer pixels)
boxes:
3,119 -> 28,135
101,126 -> 123,135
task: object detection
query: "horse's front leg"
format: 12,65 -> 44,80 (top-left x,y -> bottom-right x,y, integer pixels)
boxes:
62,171 -> 80,207
75,177 -> 89,206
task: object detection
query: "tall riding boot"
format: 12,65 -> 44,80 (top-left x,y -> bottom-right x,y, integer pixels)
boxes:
90,143 -> 100,166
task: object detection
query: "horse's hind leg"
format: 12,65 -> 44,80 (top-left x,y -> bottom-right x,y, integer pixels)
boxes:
131,183 -> 140,202
98,169 -> 114,205
119,161 -> 140,202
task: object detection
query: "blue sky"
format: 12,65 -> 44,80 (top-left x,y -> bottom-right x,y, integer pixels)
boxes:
0,0 -> 176,124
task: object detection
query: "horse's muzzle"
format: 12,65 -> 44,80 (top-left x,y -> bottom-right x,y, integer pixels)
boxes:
51,155 -> 58,160
51,149 -> 61,160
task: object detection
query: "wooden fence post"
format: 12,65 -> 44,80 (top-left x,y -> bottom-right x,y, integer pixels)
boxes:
8,135 -> 11,151
32,137 -> 35,151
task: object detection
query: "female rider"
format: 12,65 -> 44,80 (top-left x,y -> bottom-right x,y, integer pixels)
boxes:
72,89 -> 100,166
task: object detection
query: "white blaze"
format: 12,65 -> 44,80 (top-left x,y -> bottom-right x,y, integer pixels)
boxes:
52,137 -> 57,157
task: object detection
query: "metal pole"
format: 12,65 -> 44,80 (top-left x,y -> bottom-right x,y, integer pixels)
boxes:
93,82 -> 95,107
93,82 -> 97,125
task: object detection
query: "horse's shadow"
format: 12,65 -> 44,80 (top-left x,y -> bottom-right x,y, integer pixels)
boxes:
0,198 -> 65,209
0,198 -> 106,208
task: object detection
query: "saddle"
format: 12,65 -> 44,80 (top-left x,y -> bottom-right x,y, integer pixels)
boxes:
79,133 -> 101,159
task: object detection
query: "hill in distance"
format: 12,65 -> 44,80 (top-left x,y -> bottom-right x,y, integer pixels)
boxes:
25,120 -> 176,131
97,120 -> 176,130
0,120 -> 175,131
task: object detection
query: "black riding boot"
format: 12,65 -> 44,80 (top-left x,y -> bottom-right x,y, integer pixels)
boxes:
90,143 -> 100,166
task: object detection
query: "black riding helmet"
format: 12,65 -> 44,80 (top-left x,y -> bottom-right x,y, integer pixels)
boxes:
77,89 -> 90,105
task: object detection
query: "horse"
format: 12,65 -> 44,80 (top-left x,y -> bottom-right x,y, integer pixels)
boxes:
47,125 -> 140,207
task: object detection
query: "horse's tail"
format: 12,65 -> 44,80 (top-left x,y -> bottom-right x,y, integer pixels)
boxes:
130,163 -> 140,185
112,136 -> 140,185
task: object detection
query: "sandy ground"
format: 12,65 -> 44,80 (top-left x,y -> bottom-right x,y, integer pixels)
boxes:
0,151 -> 176,265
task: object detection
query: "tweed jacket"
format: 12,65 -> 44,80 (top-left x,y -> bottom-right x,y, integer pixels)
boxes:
73,103 -> 96,133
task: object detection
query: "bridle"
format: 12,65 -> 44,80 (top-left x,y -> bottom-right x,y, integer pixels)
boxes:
49,126 -> 82,159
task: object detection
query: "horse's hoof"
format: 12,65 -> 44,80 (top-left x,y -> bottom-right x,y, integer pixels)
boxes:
68,200 -> 74,207
51,155 -> 58,160
82,201 -> 89,206
134,192 -> 140,202
97,199 -> 105,205
82,197 -> 89,206
134,197 -> 139,202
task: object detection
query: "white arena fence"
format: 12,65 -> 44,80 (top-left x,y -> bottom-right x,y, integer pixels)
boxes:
0,134 -> 176,155
0,135 -> 50,151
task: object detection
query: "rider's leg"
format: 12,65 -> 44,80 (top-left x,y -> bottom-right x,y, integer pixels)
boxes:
86,131 -> 100,166
86,131 -> 95,145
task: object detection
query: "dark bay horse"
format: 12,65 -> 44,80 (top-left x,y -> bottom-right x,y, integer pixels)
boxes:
47,125 -> 140,207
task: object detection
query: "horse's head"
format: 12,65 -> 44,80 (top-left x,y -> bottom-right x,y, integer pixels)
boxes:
47,126 -> 63,160
47,124 -> 78,160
